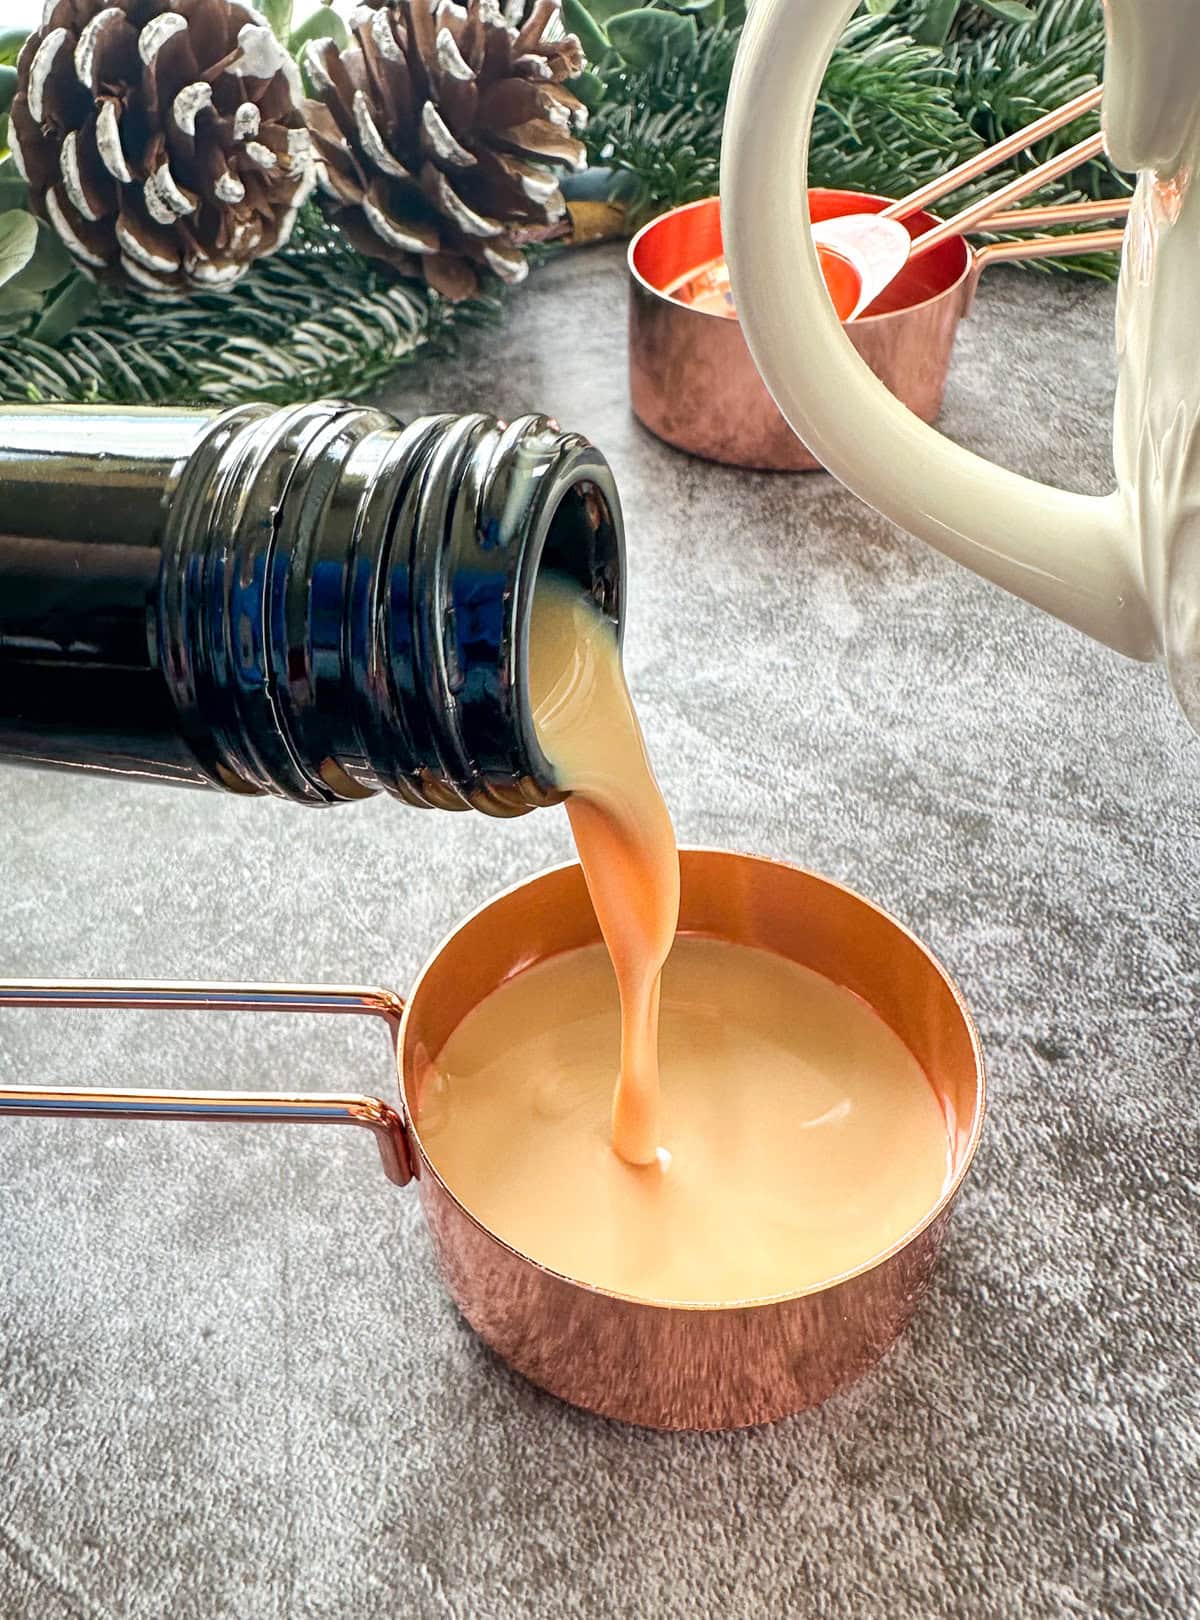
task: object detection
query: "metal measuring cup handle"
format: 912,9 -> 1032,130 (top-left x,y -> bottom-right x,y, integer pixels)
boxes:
0,981 -> 413,1185
960,221 -> 1129,316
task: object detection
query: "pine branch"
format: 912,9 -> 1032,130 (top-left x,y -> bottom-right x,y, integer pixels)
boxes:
811,13 -> 974,195
0,209 -> 494,406
583,25 -> 738,224
819,14 -> 961,147
586,14 -> 969,221
948,0 -> 1119,193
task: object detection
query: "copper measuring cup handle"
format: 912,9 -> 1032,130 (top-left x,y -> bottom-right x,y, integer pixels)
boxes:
959,219 -> 1127,316
974,227 -> 1127,270
0,980 -> 413,1186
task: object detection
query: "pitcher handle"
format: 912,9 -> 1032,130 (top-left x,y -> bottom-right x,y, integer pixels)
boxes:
0,980 -> 413,1186
721,0 -> 1158,661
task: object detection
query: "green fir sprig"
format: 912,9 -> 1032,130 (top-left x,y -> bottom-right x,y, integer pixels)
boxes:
0,205 -> 494,405
579,23 -> 740,224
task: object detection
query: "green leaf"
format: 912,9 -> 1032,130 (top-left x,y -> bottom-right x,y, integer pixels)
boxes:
0,29 -> 29,68
607,8 -> 697,69
288,5 -> 349,54
32,273 -> 97,345
0,164 -> 29,212
258,0 -> 293,42
563,0 -> 613,64
577,0 -> 636,21
977,0 -> 1035,22
0,64 -> 16,119
0,283 -> 41,320
569,68 -> 607,110
914,0 -> 961,47
0,208 -> 38,289
12,221 -> 74,292
660,0 -> 723,18
863,0 -> 903,12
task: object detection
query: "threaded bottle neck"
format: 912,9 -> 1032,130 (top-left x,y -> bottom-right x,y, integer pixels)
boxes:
158,400 -> 624,814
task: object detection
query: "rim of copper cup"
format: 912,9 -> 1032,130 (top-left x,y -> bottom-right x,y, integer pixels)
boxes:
398,845 -> 987,1314
627,192 -> 977,329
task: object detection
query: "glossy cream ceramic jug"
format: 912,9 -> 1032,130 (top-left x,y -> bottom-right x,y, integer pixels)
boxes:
723,0 -> 1200,727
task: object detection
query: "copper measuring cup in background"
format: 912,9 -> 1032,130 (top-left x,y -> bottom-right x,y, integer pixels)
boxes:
628,190 -> 1125,472
0,849 -> 984,1431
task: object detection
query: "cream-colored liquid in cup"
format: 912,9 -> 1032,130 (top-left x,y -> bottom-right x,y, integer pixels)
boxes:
526,578 -> 680,1165
420,936 -> 952,1302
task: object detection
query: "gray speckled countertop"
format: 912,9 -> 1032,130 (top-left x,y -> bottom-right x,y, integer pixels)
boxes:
1,245 -> 1197,1620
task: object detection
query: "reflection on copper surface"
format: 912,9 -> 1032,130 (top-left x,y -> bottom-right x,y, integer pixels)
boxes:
665,245 -> 860,324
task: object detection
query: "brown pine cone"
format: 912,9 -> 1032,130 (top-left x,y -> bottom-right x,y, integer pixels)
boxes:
9,0 -> 316,300
303,0 -> 589,301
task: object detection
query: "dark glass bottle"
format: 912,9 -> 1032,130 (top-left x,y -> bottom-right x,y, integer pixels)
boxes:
0,400 -> 623,816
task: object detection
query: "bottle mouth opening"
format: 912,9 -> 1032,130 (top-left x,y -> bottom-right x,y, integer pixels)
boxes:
516,450 -> 625,804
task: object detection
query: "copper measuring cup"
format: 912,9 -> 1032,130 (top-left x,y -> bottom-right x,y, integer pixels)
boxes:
628,190 -> 1125,472
0,848 -> 984,1431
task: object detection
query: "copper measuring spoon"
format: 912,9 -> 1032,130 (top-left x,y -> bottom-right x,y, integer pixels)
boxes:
815,83 -> 1110,305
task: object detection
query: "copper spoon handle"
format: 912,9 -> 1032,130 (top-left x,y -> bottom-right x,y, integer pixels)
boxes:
911,128 -> 1108,258
883,83 -> 1105,224
972,227 -> 1126,270
970,196 -> 1131,234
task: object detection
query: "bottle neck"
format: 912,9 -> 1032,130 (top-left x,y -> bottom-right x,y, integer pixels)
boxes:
0,401 -> 625,814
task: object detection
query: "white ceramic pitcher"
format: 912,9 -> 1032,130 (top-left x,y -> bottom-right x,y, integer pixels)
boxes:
723,0 -> 1200,728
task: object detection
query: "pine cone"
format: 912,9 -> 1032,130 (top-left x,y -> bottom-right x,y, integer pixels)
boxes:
9,0 -> 316,300
303,0 -> 588,301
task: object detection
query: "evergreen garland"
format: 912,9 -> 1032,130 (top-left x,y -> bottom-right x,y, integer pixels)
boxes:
0,207 -> 494,406
0,0 -> 1123,408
